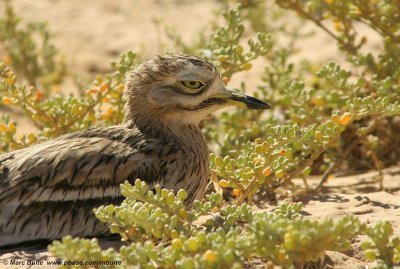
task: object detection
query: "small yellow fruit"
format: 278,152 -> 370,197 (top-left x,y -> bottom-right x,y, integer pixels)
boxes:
88,112 -> 96,122
71,104 -> 80,114
102,108 -> 113,120
243,63 -> 252,71
197,231 -> 206,243
2,96 -> 12,105
232,188 -> 241,197
331,114 -> 341,124
235,46 -> 244,54
340,113 -> 352,125
95,74 -> 103,84
177,189 -> 188,200
219,179 -> 228,188
5,77 -> 15,85
102,97 -> 110,103
7,122 -> 16,134
315,131 -> 323,141
34,90 -> 44,102
110,223 -> 121,234
204,250 -> 217,265
117,84 -> 125,93
323,12 -> 332,19
262,167 -> 271,177
172,238 -> 183,250
220,61 -> 231,69
277,251 -> 286,262
0,124 -> 7,132
2,55 -> 13,65
28,133 -> 37,143
275,170 -> 285,178
110,91 -> 121,99
223,77 -> 230,85
99,82 -> 109,92
215,156 -> 224,167
290,114 -> 302,124
311,96 -> 326,107
85,88 -> 98,95
170,229 -> 179,239
218,55 -> 227,62
262,142 -> 270,152
284,233 -> 296,250
179,208 -> 188,219
334,21 -> 343,32
105,107 -> 113,116
125,227 -> 137,238
187,238 -> 198,252
255,145 -> 264,153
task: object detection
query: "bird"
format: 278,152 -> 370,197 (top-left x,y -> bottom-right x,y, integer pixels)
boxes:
0,53 -> 270,248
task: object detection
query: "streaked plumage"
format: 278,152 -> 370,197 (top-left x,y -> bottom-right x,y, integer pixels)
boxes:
0,54 -> 270,247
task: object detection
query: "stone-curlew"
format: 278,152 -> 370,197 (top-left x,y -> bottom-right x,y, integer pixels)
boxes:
0,54 -> 270,247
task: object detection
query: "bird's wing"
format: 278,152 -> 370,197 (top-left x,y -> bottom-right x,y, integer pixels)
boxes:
0,126 -> 177,208
0,126 -> 189,247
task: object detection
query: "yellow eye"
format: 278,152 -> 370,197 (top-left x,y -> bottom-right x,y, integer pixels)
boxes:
179,80 -> 205,90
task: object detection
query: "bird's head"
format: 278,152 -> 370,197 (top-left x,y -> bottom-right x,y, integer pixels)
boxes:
124,54 -> 270,126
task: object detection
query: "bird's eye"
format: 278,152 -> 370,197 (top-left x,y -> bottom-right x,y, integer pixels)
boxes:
179,80 -> 205,91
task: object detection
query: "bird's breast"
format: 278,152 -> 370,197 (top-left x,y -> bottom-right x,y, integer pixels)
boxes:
159,127 -> 209,205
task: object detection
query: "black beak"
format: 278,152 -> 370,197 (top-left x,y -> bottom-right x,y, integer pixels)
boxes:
221,89 -> 271,110
229,93 -> 271,109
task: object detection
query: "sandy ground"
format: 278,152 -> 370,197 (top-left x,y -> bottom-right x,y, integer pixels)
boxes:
0,0 -> 399,268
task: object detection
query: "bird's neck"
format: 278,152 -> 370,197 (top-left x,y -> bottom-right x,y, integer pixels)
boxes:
124,116 -> 206,148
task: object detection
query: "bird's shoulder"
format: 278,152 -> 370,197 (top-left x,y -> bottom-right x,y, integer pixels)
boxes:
0,125 -> 187,207
1,124 -> 173,162
0,125 -> 183,187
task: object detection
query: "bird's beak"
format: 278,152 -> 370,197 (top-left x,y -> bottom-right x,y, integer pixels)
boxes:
217,89 -> 271,110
